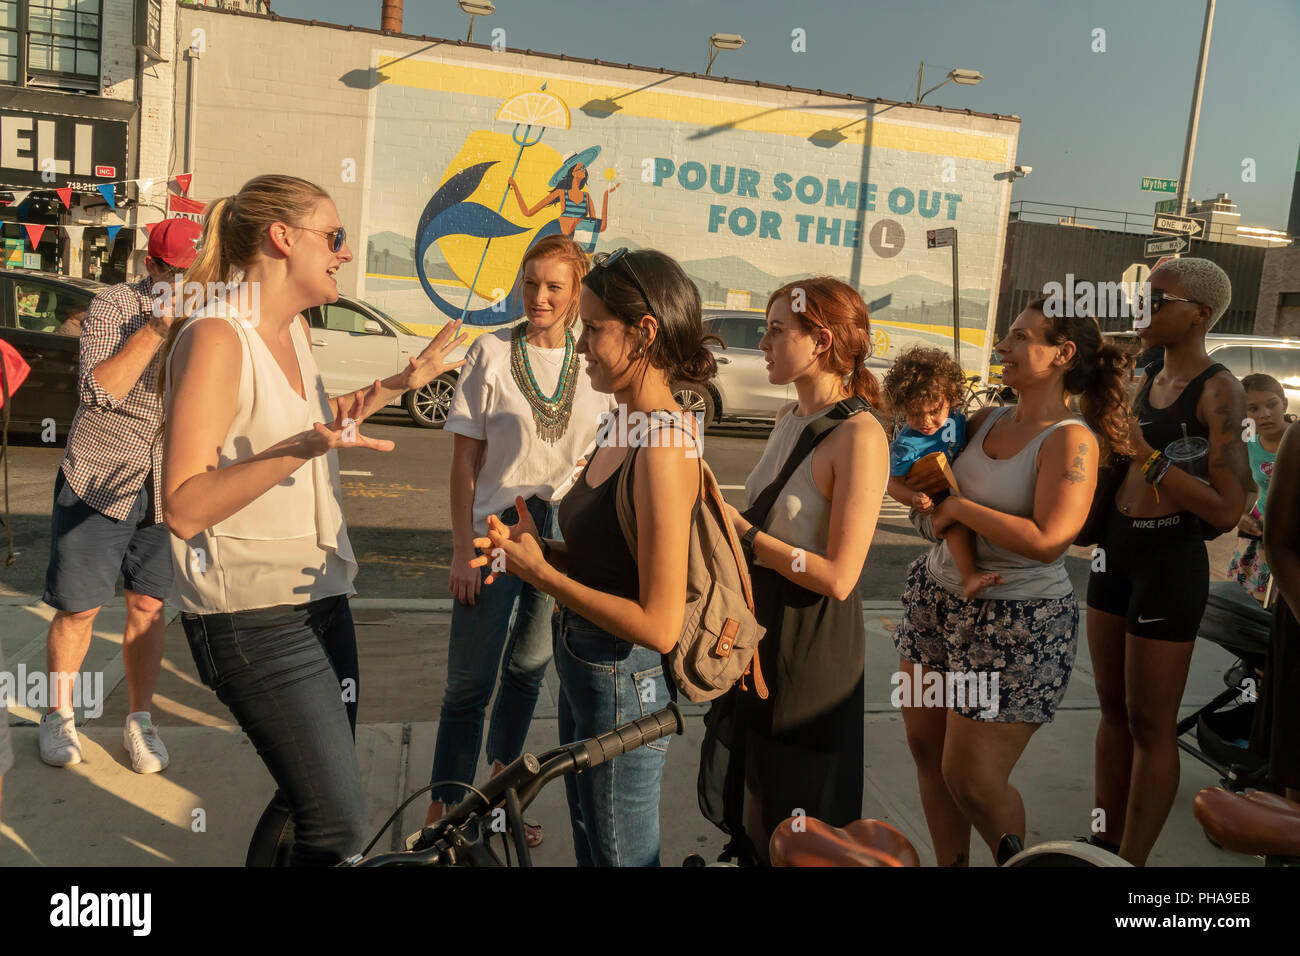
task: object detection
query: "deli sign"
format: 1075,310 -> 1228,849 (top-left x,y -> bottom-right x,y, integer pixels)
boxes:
0,107 -> 129,191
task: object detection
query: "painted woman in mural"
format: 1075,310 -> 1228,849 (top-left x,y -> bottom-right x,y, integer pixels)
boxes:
508,146 -> 619,252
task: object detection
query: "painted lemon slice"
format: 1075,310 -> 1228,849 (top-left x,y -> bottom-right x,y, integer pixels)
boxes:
496,90 -> 571,130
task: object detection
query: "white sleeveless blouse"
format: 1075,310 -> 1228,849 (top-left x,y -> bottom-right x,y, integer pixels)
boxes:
165,309 -> 357,613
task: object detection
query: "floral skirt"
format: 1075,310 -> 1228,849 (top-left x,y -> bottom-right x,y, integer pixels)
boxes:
1228,510 -> 1271,604
892,555 -> 1077,724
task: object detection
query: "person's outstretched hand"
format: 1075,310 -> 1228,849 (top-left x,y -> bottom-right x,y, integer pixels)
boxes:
306,387 -> 395,456
403,318 -> 468,392
471,496 -> 548,587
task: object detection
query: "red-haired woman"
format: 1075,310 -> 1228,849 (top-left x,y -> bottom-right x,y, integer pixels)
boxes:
720,277 -> 890,863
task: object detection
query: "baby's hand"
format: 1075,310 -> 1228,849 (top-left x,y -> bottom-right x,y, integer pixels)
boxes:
912,492 -> 934,513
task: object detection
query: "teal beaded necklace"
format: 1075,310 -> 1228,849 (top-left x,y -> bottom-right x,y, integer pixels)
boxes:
509,321 -> 579,443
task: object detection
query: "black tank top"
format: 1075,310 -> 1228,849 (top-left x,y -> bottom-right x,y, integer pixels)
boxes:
1133,359 -> 1228,454
559,449 -> 640,602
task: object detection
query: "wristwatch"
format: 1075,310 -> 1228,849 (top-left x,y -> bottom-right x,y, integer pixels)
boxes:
741,526 -> 759,561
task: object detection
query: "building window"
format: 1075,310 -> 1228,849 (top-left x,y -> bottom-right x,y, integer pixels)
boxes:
26,0 -> 101,91
0,0 -> 104,90
0,1 -> 18,85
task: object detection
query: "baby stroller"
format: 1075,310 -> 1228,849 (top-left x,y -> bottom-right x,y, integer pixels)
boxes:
1177,581 -> 1273,791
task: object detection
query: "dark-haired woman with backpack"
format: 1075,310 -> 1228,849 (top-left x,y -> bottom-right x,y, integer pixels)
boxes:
718,277 -> 890,864
474,248 -> 715,866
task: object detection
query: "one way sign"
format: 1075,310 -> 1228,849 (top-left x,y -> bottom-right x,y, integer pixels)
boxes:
1144,234 -> 1191,258
1152,213 -> 1206,238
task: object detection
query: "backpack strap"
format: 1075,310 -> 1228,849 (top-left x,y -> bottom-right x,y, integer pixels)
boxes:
613,414 -> 769,699
614,411 -> 703,555
741,396 -> 871,530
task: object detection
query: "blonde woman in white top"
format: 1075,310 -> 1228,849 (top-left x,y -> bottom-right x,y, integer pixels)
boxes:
160,175 -> 465,866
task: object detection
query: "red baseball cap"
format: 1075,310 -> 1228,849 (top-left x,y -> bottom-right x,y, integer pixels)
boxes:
148,218 -> 203,269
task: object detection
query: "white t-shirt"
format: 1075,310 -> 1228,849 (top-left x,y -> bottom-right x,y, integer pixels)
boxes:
446,324 -> 616,536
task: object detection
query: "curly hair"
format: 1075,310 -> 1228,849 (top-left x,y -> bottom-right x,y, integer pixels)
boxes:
882,345 -> 968,414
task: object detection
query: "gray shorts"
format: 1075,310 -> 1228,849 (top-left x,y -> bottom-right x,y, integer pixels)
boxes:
43,469 -> 173,613
892,555 -> 1078,724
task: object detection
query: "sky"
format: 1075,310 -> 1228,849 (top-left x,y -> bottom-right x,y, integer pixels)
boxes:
267,0 -> 1300,230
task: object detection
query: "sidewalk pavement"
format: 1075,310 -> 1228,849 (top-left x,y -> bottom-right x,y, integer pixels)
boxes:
0,595 -> 1258,867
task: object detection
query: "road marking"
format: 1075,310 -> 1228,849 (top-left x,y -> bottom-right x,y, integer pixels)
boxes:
340,470 -> 374,476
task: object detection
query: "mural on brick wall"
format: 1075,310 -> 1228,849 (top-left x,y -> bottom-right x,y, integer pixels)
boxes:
410,86 -> 622,325
361,54 -> 1018,367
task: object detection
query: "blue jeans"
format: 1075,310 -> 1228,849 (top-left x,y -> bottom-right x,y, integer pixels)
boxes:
429,496 -> 557,804
182,595 -> 367,867
554,607 -> 672,867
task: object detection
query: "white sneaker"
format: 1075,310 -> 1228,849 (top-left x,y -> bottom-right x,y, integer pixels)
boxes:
39,710 -> 83,767
123,713 -> 169,774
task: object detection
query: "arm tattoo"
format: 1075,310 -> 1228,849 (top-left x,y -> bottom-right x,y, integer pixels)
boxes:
1064,440 -> 1088,483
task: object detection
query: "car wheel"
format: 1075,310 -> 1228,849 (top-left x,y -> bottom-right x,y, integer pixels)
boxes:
404,373 -> 457,428
671,381 -> 716,430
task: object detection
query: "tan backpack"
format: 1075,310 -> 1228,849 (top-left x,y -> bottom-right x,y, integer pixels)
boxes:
613,416 -> 768,703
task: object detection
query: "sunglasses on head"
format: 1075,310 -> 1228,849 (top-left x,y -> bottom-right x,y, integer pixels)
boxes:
300,225 -> 347,253
1135,288 -> 1200,315
592,247 -> 657,321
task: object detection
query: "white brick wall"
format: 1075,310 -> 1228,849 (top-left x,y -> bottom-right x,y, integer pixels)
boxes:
173,7 -> 1020,367
91,1 -> 178,222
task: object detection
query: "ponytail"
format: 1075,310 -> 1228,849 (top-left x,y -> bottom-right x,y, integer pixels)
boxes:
156,195 -> 234,401
155,174 -> 331,407
1030,296 -> 1133,462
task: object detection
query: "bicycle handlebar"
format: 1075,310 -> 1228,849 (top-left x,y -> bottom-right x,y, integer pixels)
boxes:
354,703 -> 685,867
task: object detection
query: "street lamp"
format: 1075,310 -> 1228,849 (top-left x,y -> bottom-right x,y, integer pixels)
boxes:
705,33 -> 744,76
915,62 -> 982,103
458,0 -> 495,43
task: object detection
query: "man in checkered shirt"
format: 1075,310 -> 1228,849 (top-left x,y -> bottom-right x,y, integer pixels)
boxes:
39,219 -> 202,775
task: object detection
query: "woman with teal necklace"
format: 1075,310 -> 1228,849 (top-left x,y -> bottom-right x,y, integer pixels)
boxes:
425,235 -> 614,847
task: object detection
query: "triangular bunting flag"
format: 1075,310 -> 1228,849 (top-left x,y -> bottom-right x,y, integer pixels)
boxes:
107,225 -> 122,243
143,221 -> 157,236
6,189 -> 31,206
175,173 -> 192,196
63,225 -> 85,246
22,223 -> 46,248
97,183 -> 116,208
55,187 -> 72,209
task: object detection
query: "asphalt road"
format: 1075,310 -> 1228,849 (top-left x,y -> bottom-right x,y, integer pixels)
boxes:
0,411 -> 1237,602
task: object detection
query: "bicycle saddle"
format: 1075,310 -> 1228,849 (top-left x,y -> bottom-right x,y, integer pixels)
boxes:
769,816 -> 920,867
1194,787 -> 1300,858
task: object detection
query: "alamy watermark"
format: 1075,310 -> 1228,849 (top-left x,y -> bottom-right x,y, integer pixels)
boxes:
150,280 -> 262,326
594,407 -> 704,458
1041,275 -> 1152,327
890,663 -> 1000,719
0,667 -> 104,719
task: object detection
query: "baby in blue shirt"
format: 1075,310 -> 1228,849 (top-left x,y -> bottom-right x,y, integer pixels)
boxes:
884,346 -> 1002,597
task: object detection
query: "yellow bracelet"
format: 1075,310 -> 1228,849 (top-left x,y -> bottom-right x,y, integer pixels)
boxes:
1141,450 -> 1163,480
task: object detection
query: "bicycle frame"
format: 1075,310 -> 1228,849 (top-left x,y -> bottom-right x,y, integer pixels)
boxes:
350,703 -> 685,867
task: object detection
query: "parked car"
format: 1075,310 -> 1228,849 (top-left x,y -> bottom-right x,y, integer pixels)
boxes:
1104,330 -> 1300,416
1205,334 -> 1300,417
304,296 -> 469,428
0,273 -> 466,438
0,270 -> 101,439
671,308 -> 890,430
